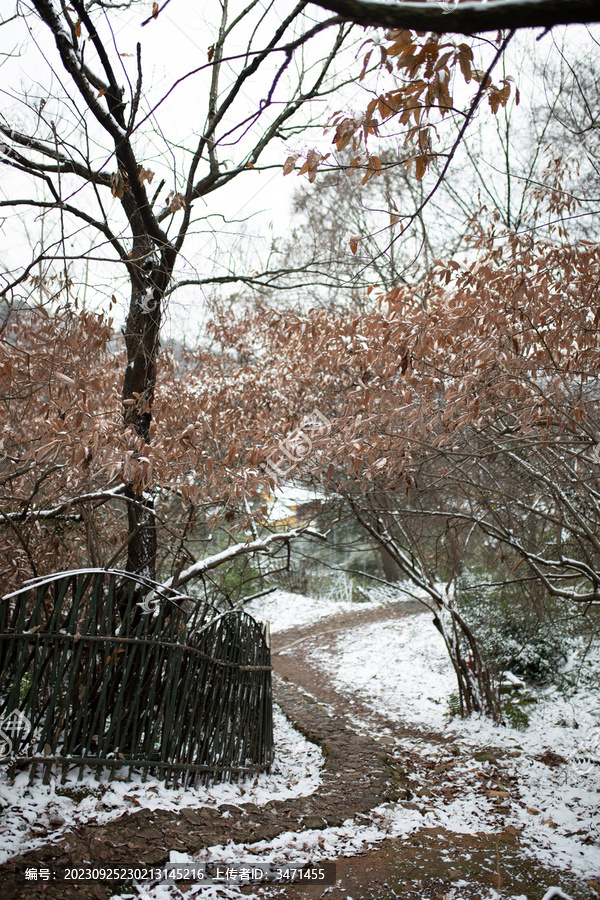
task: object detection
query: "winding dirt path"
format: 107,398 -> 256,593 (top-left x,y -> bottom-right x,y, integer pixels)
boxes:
266,603 -> 597,900
0,601 -> 596,900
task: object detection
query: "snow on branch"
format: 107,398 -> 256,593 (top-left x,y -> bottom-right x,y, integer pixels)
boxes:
164,527 -> 327,591
0,485 -> 126,523
310,0 -> 600,35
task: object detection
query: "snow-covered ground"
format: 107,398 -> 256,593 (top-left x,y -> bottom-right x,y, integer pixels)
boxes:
1,588 -> 598,900
245,582 -> 419,634
308,617 -> 600,879
148,612 -> 597,900
246,587 -> 369,633
307,613 -> 454,730
0,708 -> 322,867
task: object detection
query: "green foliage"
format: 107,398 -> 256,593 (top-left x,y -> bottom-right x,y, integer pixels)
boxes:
495,622 -> 567,683
553,640 -> 600,699
19,672 -> 32,705
457,573 -> 571,685
445,691 -> 463,721
56,785 -> 106,802
501,695 -> 535,731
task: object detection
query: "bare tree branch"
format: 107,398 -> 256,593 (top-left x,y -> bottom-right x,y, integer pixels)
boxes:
310,0 -> 600,35
166,527 -> 327,591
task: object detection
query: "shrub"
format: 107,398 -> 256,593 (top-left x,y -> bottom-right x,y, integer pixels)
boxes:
457,575 -> 571,685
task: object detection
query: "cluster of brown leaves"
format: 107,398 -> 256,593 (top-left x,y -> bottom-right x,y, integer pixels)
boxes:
110,169 -> 130,199
2,194 -> 597,594
209,217 -> 600,497
288,29 -> 518,186
0,304 -> 274,593
167,191 -> 186,212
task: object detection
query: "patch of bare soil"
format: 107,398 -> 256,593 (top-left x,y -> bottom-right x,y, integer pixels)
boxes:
248,828 -> 595,900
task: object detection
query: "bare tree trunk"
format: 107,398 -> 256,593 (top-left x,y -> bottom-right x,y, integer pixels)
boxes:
433,605 -> 500,721
347,495 -> 502,721
120,206 -> 173,578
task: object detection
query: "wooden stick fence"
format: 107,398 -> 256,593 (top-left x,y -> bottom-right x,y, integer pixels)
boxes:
0,570 -> 273,787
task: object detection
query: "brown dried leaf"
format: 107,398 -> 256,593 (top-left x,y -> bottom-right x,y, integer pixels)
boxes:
110,170 -> 128,199
298,149 -> 329,184
167,191 -> 186,212
138,166 -> 155,186
415,154 -> 429,180
359,50 -> 372,82
56,372 -> 76,387
473,69 -> 492,88
283,154 -> 300,176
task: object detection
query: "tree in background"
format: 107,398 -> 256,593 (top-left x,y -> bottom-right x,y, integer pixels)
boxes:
0,0 -> 529,589
204,17 -> 600,717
